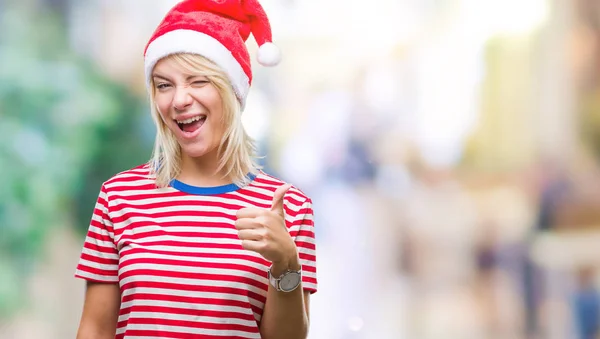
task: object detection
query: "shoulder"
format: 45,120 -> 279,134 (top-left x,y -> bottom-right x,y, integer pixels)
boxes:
253,171 -> 312,206
100,163 -> 156,193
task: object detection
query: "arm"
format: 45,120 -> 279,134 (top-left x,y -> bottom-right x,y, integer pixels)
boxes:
260,256 -> 311,339
235,185 -> 317,339
76,281 -> 121,339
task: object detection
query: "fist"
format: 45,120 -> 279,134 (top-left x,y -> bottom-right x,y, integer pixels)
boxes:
235,184 -> 298,266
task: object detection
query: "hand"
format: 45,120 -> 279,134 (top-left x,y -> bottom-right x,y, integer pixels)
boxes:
235,184 -> 299,268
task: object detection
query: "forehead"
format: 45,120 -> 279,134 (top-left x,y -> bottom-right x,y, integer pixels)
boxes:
152,56 -> 204,79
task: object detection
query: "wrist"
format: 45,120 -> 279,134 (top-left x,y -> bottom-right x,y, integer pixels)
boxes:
271,251 -> 301,276
268,254 -> 303,293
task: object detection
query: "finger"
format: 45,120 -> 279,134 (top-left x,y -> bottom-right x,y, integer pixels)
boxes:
271,184 -> 292,217
240,240 -> 265,253
236,207 -> 264,219
237,229 -> 263,241
234,218 -> 261,230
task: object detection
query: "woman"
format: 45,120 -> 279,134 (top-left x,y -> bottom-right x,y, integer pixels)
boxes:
74,1 -> 317,338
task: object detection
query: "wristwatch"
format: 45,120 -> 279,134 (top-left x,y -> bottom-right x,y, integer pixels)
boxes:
268,266 -> 302,292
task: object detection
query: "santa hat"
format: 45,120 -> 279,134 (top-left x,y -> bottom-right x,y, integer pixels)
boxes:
144,0 -> 281,108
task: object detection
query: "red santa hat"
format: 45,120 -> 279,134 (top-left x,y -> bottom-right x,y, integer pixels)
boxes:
144,0 -> 281,108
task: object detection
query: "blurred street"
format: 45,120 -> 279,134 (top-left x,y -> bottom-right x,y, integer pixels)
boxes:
2,0 -> 600,338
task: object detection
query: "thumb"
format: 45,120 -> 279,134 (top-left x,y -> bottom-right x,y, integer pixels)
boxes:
271,183 -> 292,217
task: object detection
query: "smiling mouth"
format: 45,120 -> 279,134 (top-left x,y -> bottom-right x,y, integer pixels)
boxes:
175,115 -> 207,133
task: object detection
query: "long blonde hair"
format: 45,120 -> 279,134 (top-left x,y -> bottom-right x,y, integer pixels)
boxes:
147,53 -> 261,188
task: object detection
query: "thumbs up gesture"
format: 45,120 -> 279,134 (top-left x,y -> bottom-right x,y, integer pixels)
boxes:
235,184 -> 298,267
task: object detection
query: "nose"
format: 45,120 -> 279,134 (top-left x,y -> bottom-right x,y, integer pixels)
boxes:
172,86 -> 193,111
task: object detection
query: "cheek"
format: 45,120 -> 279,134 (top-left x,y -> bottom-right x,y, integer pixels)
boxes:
204,87 -> 223,112
154,95 -> 171,119
210,110 -> 226,138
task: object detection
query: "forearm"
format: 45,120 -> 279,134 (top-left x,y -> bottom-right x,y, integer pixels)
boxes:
77,282 -> 120,339
76,325 -> 116,339
260,257 -> 308,339
76,316 -> 118,339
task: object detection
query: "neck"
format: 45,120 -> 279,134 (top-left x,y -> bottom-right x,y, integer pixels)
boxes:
178,151 -> 231,187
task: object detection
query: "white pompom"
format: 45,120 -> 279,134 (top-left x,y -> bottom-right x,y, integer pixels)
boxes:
257,42 -> 281,67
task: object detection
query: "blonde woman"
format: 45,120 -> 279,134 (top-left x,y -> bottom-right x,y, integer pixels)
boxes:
74,1 -> 317,338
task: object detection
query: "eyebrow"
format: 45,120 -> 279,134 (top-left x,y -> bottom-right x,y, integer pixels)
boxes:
152,74 -> 171,81
151,74 -> 206,82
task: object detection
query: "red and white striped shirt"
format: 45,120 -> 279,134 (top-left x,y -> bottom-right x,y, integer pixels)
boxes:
75,165 -> 317,339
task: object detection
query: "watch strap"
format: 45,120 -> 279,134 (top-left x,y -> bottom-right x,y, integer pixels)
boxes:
268,266 -> 302,292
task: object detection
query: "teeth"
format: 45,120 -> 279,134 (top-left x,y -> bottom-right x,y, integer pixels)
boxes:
177,115 -> 205,124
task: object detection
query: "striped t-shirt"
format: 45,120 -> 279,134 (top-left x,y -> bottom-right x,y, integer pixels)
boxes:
75,165 -> 317,338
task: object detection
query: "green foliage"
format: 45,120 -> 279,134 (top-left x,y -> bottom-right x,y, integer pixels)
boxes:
0,3 -> 152,318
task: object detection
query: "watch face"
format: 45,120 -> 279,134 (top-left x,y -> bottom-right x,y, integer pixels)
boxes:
279,272 -> 301,292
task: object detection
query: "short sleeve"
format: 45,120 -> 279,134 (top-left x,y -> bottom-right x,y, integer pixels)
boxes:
74,184 -> 120,283
288,197 -> 317,294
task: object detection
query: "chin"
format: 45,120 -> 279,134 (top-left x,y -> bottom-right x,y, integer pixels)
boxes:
179,143 -> 217,159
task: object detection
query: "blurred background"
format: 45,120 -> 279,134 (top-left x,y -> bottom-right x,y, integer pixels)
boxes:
2,0 -> 600,338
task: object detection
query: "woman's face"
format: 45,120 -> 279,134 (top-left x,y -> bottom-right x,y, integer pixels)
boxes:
152,57 -> 225,161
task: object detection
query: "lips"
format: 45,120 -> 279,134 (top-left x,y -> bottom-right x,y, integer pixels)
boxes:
176,115 -> 206,132
173,113 -> 205,133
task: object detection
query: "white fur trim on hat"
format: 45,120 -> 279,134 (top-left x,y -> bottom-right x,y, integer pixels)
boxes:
144,29 -> 250,104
